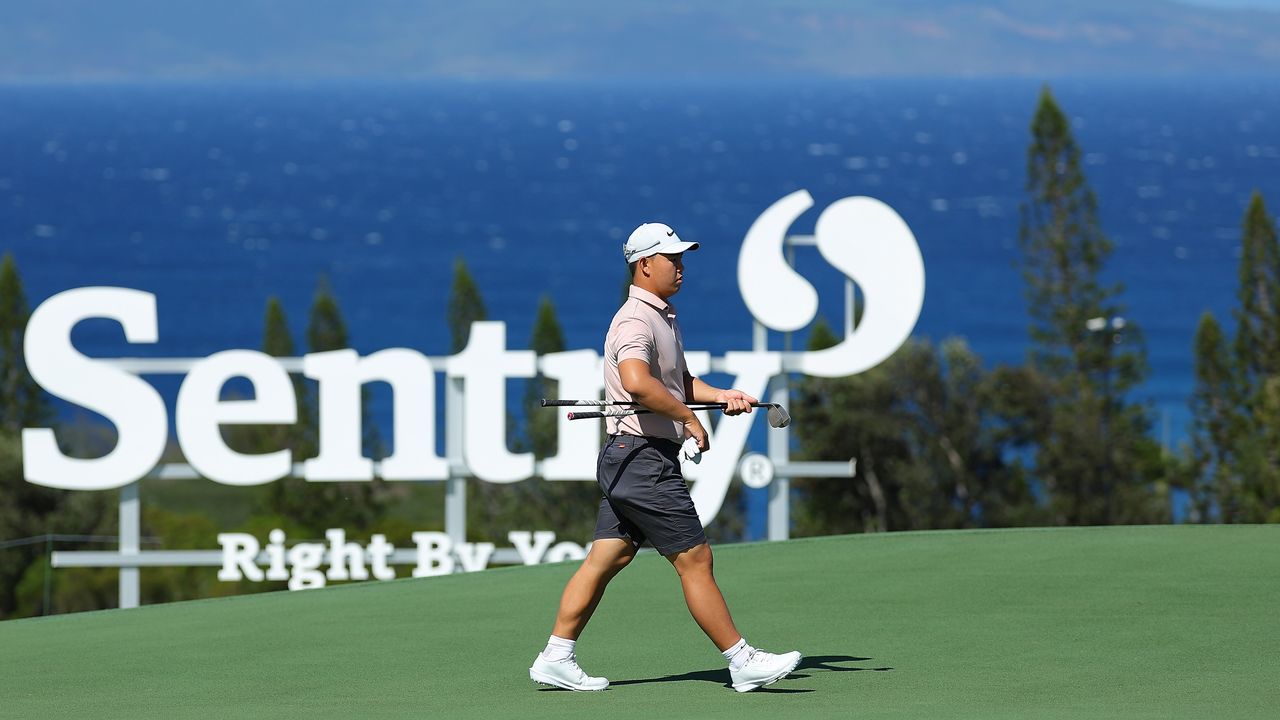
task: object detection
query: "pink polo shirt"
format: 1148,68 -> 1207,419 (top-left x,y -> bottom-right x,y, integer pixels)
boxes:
603,285 -> 690,440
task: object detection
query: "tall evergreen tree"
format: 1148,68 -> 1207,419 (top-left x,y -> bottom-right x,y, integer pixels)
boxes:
1021,89 -> 1118,375
448,258 -> 487,353
307,277 -> 348,352
0,397 -> 69,617
1188,312 -> 1239,521
1018,86 -> 1163,526
449,263 -> 525,539
446,266 -> 595,541
525,296 -> 565,459
264,296 -> 296,357
1194,193 -> 1280,523
1232,192 -> 1280,389
1230,193 -> 1280,522
307,276 -> 381,459
263,296 -> 313,454
512,295 -> 603,539
225,297 -> 313,457
264,278 -> 385,532
0,253 -> 47,432
0,255 -> 65,617
219,297 -> 320,525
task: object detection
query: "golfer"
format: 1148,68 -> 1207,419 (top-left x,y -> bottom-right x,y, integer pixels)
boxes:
529,222 -> 802,693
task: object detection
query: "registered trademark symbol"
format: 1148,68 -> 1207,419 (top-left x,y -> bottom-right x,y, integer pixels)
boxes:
738,453 -> 775,489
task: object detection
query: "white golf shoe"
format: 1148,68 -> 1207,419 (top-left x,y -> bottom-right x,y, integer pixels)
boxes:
529,652 -> 610,691
729,649 -> 803,693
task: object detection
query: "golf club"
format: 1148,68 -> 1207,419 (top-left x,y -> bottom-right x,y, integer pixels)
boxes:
562,402 -> 791,429
541,399 -> 625,406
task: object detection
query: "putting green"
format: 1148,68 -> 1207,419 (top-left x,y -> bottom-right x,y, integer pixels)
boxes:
1,525 -> 1276,719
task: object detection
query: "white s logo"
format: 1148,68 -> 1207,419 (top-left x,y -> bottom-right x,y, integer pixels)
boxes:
737,190 -> 925,377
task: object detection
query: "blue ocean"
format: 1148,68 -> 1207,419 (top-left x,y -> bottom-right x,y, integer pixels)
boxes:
3,78 -> 1278,452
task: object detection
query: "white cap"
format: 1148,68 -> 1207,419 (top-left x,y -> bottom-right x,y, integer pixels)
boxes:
623,223 -> 699,263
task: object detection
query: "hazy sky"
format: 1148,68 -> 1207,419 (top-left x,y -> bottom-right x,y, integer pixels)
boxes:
3,1 -> 1277,82
1180,0 -> 1280,6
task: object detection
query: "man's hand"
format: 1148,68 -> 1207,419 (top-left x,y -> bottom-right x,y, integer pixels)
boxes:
715,389 -> 758,416
682,413 -> 710,453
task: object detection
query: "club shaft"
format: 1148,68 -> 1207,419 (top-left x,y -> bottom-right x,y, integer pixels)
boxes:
568,403 -> 778,419
541,399 -> 616,407
547,399 -> 780,410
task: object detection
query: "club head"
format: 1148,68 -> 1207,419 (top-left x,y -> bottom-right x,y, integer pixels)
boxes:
766,404 -> 791,428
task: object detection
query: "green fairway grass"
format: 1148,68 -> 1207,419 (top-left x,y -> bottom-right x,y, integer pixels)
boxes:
1,525 -> 1276,719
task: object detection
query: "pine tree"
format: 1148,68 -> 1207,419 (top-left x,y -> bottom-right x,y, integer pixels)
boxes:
448,258 -> 487,353
1211,192 -> 1280,522
509,295 -> 603,540
264,296 -> 295,357
1188,312 -> 1239,521
225,297 -> 321,525
0,255 -> 64,617
525,296 -> 565,459
266,278 -> 385,533
0,253 -> 47,432
224,297 -> 312,458
1018,86 -> 1163,526
307,276 -> 348,352
308,276 -> 381,459
262,296 -> 314,454
1020,88 -> 1118,375
1232,192 -> 1280,389
1232,193 -> 1280,521
449,264 -> 524,540
807,316 -> 840,353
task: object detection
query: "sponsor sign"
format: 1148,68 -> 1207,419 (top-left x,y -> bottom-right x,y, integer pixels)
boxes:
29,190 -> 923,589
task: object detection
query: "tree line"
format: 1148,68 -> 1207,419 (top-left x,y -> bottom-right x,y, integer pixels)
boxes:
793,87 -> 1277,534
0,86 -> 1275,618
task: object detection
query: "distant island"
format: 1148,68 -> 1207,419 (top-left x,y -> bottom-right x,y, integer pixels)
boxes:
2,0 -> 1278,81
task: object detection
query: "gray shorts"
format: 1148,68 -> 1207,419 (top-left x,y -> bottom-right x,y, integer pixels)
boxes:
593,435 -> 708,556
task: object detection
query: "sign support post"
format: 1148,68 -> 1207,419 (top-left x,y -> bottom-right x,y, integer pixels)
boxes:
445,375 -> 466,547
119,481 -> 140,609
766,373 -> 790,541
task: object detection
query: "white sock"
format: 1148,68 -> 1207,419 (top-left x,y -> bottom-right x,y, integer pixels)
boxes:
542,635 -> 576,661
723,638 -> 755,670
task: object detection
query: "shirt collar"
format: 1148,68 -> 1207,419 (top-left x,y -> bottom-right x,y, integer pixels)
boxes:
628,285 -> 676,320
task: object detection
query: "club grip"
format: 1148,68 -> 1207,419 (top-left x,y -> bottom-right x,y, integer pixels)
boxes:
542,399 -> 577,406
566,411 -> 605,420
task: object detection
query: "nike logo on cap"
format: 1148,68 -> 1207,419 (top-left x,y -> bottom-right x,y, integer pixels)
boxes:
667,229 -> 675,236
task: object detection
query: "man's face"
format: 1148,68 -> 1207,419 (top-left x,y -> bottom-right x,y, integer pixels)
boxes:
644,252 -> 684,297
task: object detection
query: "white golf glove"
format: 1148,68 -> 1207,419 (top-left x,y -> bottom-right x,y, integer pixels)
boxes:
681,436 -> 702,464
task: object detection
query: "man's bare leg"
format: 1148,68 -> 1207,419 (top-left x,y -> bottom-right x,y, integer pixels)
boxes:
667,542 -> 803,692
551,538 -> 637,640
667,542 -> 741,651
531,540 -> 633,691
